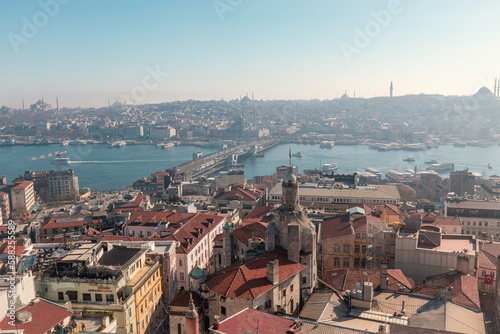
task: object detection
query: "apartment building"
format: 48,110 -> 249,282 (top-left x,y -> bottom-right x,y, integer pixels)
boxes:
10,180 -> 35,213
445,199 -> 500,239
37,242 -> 164,334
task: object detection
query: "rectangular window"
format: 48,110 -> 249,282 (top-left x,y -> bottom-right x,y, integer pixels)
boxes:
343,244 -> 350,253
67,291 -> 78,301
221,306 -> 226,315
282,289 -> 286,298
343,258 -> 350,268
179,259 -> 183,266
355,245 -> 360,253
354,258 -> 360,267
106,294 -> 114,302
58,292 -> 64,301
481,282 -> 485,290
180,272 -> 185,281
482,270 -> 486,276
334,257 -> 340,268
83,293 -> 91,301
290,284 -> 293,292
95,294 -> 102,302
485,222 -> 488,227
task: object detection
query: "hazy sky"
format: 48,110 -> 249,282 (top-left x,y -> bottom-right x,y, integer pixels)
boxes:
1,0 -> 500,108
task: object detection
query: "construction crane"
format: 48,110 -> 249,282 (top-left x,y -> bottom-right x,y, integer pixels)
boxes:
27,150 -> 67,161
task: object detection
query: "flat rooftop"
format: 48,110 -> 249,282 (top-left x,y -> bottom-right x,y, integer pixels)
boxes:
98,246 -> 142,266
419,235 -> 476,253
59,243 -> 100,263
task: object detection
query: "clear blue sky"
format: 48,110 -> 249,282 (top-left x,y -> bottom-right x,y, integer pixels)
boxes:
1,0 -> 499,108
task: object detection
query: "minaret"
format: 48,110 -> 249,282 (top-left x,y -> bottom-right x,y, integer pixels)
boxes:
22,98 -> 24,111
390,81 -> 393,98
185,293 -> 199,334
56,97 -> 59,111
495,79 -> 497,98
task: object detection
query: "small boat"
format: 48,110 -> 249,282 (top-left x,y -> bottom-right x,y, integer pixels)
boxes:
293,152 -> 303,158
109,140 -> 126,148
488,163 -> 493,169
403,158 -> 415,162
52,157 -> 70,165
424,159 -> 439,164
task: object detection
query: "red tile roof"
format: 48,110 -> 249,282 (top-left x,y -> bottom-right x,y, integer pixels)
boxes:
416,271 -> 481,310
216,308 -> 295,334
41,215 -> 102,230
242,205 -> 274,225
0,298 -> 72,334
385,204 -> 400,215
232,222 -> 268,245
321,214 -> 354,241
322,268 -> 414,292
170,290 -> 202,308
0,191 -> 8,196
215,187 -> 264,202
479,241 -> 500,270
11,180 -> 33,191
205,247 -> 306,298
0,242 -> 25,256
126,210 -> 175,227
166,213 -> 225,254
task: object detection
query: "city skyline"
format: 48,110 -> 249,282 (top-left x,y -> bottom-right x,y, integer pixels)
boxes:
1,0 -> 500,108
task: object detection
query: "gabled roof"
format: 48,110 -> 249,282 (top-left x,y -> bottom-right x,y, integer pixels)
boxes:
415,271 -> 481,310
170,290 -> 202,308
242,205 -> 274,225
321,214 -> 354,241
215,187 -> 264,202
322,268 -> 414,292
126,210 -> 175,227
215,308 -> 295,334
166,212 -> 225,254
479,241 -> 500,270
232,222 -> 267,245
205,247 -> 306,298
0,298 -> 72,334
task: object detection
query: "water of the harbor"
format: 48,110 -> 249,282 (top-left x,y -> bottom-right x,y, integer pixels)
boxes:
1,143 -> 499,190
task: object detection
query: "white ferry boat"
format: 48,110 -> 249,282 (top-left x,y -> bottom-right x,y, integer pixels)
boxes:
365,167 -> 382,178
426,162 -> 453,172
322,163 -> 338,173
385,170 -> 406,179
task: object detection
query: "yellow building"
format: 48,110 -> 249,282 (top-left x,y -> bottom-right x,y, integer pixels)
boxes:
37,242 -> 164,334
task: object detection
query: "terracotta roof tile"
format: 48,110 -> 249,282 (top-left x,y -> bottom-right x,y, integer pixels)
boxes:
232,222 -> 268,245
11,180 -> 33,190
206,247 -> 306,298
242,205 -> 274,225
0,298 -> 72,334
321,214 -> 354,241
216,308 -> 294,334
322,268 -> 413,292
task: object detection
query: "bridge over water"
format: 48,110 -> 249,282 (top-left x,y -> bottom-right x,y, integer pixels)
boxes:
167,138 -> 281,180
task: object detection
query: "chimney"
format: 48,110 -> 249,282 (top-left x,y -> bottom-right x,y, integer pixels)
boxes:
377,325 -> 387,334
456,254 -> 469,274
266,259 -> 279,285
212,315 -> 220,330
363,282 -> 374,302
380,259 -> 388,290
